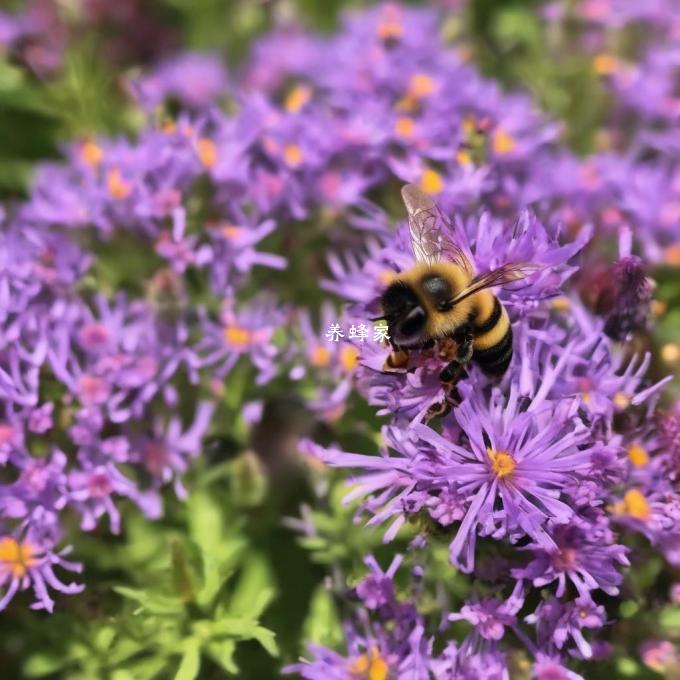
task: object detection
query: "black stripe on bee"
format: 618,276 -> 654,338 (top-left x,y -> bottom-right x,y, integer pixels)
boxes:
473,326 -> 513,375
474,297 -> 502,334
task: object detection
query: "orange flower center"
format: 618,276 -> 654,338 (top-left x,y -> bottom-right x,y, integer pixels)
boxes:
107,168 -> 132,200
394,116 -> 415,139
284,85 -> 312,114
283,144 -> 304,168
487,448 -> 516,479
492,128 -> 516,155
80,141 -> 103,167
593,53 -> 619,75
340,345 -> 359,371
197,138 -> 218,168
311,346 -> 331,367
617,489 -> 651,521
224,326 -> 252,348
0,537 -> 38,578
627,444 -> 649,468
349,647 -> 389,680
419,168 -> 443,195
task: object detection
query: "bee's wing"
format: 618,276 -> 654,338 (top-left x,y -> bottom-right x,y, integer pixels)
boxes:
449,262 -> 541,305
401,184 -> 473,275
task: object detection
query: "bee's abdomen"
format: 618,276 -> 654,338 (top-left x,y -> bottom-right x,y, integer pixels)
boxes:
471,296 -> 513,375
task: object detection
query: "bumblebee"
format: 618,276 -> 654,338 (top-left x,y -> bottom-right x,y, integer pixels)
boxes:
380,184 -> 537,390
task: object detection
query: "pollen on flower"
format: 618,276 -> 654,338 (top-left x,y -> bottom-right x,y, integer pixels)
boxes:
80,141 -> 103,167
627,444 -> 649,468
341,345 -> 359,371
197,138 -> 218,168
106,168 -> 132,200
419,168 -> 443,194
311,346 -> 331,367
487,448 -> 517,479
394,116 -> 415,138
593,53 -> 619,75
283,144 -> 304,168
224,326 -> 252,348
348,647 -> 389,680
0,537 -> 38,578
285,84 -> 312,114
492,128 -> 517,155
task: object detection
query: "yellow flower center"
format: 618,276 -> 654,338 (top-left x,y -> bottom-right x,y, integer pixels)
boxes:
456,149 -> 472,166
0,537 -> 38,578
284,85 -> 312,114
224,326 -> 252,348
349,647 -> 389,680
341,345 -> 359,371
394,116 -> 415,139
419,168 -> 443,195
221,225 -> 242,240
619,489 -> 651,521
283,144 -> 304,168
161,119 -> 177,134
627,444 -> 649,468
593,53 -> 619,75
311,346 -> 331,367
197,138 -> 218,168
80,141 -> 103,167
492,128 -> 517,155
107,168 -> 132,200
661,343 -> 680,363
613,392 -> 630,409
487,448 -> 516,479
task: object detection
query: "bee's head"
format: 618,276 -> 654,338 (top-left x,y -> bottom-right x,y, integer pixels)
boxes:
380,281 -> 427,347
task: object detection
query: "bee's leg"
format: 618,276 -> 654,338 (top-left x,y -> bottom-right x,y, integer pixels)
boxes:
438,326 -> 473,383
384,347 -> 410,371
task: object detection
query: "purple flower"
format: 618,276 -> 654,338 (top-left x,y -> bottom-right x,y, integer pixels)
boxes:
131,52 -> 229,109
512,515 -> 629,597
0,531 -> 82,613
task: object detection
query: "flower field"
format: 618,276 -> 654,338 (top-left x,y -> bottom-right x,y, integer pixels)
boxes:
0,1 -> 679,678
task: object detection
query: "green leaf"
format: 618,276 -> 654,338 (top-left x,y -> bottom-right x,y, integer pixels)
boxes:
660,606 -> 680,631
249,626 -> 279,657
302,585 -> 343,648
229,552 -> 276,619
175,638 -> 201,680
205,640 -> 238,674
113,586 -> 183,615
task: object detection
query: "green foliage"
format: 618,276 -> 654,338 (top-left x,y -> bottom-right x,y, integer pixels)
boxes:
8,480 -> 278,680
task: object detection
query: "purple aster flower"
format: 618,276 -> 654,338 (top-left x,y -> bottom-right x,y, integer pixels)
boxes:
526,596 -> 606,659
197,294 -> 285,386
0,530 -> 82,613
449,581 -> 525,641
512,514 -> 629,597
131,52 -> 229,110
